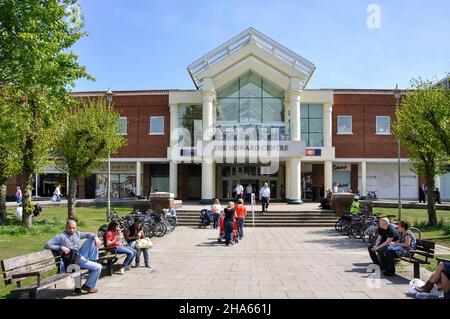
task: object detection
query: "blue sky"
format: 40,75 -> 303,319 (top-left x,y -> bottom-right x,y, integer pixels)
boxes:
72,0 -> 450,92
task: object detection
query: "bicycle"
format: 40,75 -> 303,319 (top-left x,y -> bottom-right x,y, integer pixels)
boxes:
366,191 -> 378,200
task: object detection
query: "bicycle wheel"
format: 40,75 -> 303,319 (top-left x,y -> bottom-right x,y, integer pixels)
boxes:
154,222 -> 167,237
335,219 -> 343,233
410,227 -> 421,239
362,226 -> 378,246
142,223 -> 154,238
166,218 -> 177,232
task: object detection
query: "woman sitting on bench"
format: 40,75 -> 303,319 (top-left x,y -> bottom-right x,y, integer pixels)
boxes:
104,221 -> 137,275
382,220 -> 417,276
416,260 -> 450,294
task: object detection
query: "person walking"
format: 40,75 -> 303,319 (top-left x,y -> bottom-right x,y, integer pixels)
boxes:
223,202 -> 236,246
245,184 -> 253,203
435,188 -> 442,204
235,199 -> 247,240
15,186 -> 22,204
259,182 -> 270,214
211,198 -> 221,229
418,184 -> 426,203
53,185 -> 62,202
235,182 -> 243,201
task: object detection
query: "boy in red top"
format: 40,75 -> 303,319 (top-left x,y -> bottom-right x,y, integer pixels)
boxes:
235,199 -> 247,240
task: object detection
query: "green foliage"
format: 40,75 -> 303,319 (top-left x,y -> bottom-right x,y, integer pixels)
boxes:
55,97 -> 126,179
393,78 -> 450,177
0,0 -> 93,227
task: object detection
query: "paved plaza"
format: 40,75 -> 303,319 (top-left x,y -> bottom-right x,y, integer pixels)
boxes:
58,226 -> 417,299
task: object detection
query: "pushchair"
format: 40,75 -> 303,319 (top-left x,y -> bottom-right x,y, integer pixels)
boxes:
199,209 -> 212,228
217,215 -> 239,244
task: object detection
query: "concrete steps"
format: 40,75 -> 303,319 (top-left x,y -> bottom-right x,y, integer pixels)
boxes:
176,210 -> 337,227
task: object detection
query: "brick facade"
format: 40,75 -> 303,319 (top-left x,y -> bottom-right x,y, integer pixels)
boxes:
333,93 -> 407,158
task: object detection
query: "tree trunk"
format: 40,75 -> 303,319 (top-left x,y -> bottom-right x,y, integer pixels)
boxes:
425,174 -> 437,226
67,175 -> 77,220
0,180 -> 7,221
21,170 -> 34,228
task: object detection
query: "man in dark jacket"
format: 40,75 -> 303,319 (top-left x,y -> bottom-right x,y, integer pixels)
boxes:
418,184 -> 426,203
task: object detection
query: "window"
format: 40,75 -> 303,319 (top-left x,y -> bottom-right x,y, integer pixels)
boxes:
337,116 -> 352,134
149,116 -> 164,135
376,116 -> 391,134
118,117 -> 127,135
216,70 -> 284,124
300,104 -> 324,147
178,105 -> 202,147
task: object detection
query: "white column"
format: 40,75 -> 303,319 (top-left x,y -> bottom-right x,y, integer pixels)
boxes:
287,78 -> 303,204
169,162 -> 178,198
287,158 -> 302,204
324,160 -> 332,191
35,174 -> 39,198
361,161 -> 367,197
169,104 -> 178,198
202,91 -> 214,141
136,161 -> 142,196
201,85 -> 215,202
285,161 -> 291,200
323,103 -> 333,148
434,175 -> 441,190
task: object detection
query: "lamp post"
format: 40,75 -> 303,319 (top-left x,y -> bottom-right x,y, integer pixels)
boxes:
393,84 -> 402,221
105,88 -> 113,215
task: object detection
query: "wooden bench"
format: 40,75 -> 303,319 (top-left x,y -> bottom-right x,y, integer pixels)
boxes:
399,239 -> 435,278
1,250 -> 87,299
97,239 -> 127,276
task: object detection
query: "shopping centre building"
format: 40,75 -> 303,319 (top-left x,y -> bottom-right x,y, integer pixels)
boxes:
6,28 -> 450,202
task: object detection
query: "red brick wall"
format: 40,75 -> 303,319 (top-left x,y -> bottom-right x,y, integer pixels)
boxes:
112,94 -> 170,159
333,93 -> 407,158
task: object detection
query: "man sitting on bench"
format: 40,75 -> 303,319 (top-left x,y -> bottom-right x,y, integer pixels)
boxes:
44,219 -> 102,293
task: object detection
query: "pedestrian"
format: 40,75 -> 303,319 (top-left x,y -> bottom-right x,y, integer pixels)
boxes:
15,186 -> 22,204
245,184 -> 253,203
53,185 -> 62,202
223,202 -> 236,246
280,184 -> 286,201
211,198 -> 221,229
259,182 -> 270,214
235,182 -> 243,201
44,219 -> 102,293
435,188 -> 442,204
418,184 -> 426,203
235,199 -> 247,240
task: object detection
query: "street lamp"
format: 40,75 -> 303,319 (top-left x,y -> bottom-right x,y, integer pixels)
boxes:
393,84 -> 402,221
105,88 -> 113,216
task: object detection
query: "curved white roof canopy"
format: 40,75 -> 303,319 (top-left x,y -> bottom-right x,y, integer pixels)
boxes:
187,27 -> 316,90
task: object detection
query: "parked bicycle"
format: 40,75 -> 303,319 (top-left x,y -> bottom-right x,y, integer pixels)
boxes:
366,191 -> 378,200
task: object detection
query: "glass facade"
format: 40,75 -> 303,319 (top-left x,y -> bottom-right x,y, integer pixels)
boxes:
216,71 -> 284,124
301,104 -> 324,147
96,173 -> 136,198
179,104 -> 202,147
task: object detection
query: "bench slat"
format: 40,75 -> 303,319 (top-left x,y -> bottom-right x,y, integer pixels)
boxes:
1,250 -> 55,271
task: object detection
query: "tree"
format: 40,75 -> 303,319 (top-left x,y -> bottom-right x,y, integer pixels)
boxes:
55,97 -> 126,220
0,0 -> 93,227
393,78 -> 450,226
0,88 -> 23,220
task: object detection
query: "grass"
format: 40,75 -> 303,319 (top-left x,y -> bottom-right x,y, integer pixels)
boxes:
0,205 -> 132,299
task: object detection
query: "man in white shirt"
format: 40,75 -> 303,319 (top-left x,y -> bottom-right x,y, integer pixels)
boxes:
235,183 -> 244,201
259,183 -> 271,214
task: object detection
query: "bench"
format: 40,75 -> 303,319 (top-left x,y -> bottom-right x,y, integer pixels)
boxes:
97,239 -> 127,276
0,250 -> 87,299
399,239 -> 435,279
